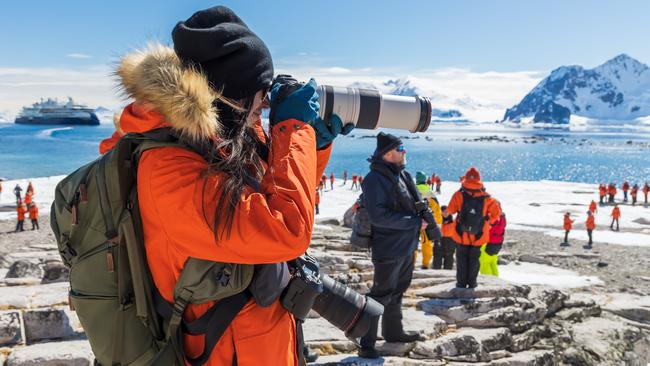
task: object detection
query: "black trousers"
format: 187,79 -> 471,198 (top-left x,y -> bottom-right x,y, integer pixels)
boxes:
15,220 -> 24,232
31,219 -> 39,230
587,230 -> 593,245
360,254 -> 414,348
610,218 -> 619,231
435,237 -> 456,270
456,245 -> 480,288
315,204 -> 319,215
599,195 -> 604,204
564,230 -> 569,244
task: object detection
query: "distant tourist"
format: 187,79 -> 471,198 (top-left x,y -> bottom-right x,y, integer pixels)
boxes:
351,175 -> 359,190
435,175 -> 442,194
13,184 -> 22,202
444,167 -> 502,289
330,172 -> 335,190
28,203 -> 39,230
343,170 -> 348,185
607,183 -> 616,203
589,200 -> 597,214
562,212 -> 574,247
24,191 -> 33,206
598,183 -> 606,205
15,201 -> 26,232
26,181 -> 34,195
480,210 -> 505,277
0,181 -> 2,202
315,189 -> 320,215
585,211 -> 595,249
610,205 -> 621,231
643,182 -> 649,205
631,184 -> 639,206
622,181 -> 630,202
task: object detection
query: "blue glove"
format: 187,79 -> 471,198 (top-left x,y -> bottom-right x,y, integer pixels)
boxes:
312,114 -> 355,149
269,78 -> 319,126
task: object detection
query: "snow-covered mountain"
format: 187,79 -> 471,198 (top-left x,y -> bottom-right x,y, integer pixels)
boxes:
503,54 -> 650,125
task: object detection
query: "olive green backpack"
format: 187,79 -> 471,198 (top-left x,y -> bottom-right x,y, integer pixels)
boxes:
50,129 -> 254,366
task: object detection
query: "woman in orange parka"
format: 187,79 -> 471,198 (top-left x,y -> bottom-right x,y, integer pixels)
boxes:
444,167 -> 502,288
99,6 -> 352,366
610,205 -> 621,231
585,211 -> 596,249
598,184 -> 606,204
562,212 -> 574,246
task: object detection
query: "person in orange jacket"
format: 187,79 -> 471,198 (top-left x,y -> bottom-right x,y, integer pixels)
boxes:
607,183 -> 616,203
561,212 -> 574,246
99,6 -> 354,365
15,201 -> 26,232
439,205 -> 456,269
444,167 -> 502,288
28,203 -> 39,230
631,184 -> 639,206
329,172 -> 335,190
435,175 -> 442,194
585,211 -> 596,249
26,181 -> 34,195
358,175 -> 363,185
315,189 -> 320,215
24,191 -> 33,206
598,183 -> 606,204
610,205 -> 621,231
643,182 -> 650,205
622,181 -> 630,202
588,200 -> 597,214
351,175 -> 358,190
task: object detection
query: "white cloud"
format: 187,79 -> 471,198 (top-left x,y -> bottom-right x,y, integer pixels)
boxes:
0,65 -> 121,120
66,53 -> 93,59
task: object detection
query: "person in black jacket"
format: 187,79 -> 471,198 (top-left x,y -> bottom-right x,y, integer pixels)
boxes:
358,132 -> 436,359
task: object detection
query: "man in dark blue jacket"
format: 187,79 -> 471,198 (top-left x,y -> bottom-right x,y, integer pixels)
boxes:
358,132 -> 432,358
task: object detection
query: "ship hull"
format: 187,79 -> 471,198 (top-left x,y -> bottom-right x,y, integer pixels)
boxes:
15,114 -> 100,126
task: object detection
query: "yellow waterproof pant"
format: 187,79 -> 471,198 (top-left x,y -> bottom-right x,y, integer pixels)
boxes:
479,244 -> 499,277
420,229 -> 433,268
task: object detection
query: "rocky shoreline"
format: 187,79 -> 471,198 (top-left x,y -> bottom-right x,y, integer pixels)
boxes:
0,217 -> 649,365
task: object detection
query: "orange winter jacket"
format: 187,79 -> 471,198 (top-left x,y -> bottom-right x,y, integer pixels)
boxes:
100,46 -> 333,366
441,220 -> 455,238
586,215 -> 596,230
16,205 -> 26,221
611,207 -> 621,219
24,193 -> 32,205
563,215 -> 574,231
446,182 -> 502,246
599,185 -> 606,197
589,201 -> 597,213
28,205 -> 38,220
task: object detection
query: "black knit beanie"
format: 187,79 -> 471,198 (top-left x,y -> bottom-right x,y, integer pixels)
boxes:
373,132 -> 402,158
172,6 -> 274,101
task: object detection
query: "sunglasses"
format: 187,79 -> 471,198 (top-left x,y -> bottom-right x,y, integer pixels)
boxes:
395,145 -> 406,153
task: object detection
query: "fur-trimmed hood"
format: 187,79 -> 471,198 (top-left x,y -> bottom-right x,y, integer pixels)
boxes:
115,43 -> 221,141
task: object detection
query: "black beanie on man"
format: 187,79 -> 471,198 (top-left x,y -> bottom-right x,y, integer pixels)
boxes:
373,132 -> 402,158
172,6 -> 274,101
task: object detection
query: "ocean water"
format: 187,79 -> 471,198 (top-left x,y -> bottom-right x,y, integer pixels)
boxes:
1,122 -> 649,184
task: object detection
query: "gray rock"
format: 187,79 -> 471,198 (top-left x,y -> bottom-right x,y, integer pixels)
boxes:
6,259 -> 43,279
528,287 -> 568,316
23,307 -> 78,342
345,258 -> 374,272
418,297 -> 524,323
342,206 -> 355,228
0,311 -> 22,346
376,341 -> 416,357
41,262 -> 69,284
457,327 -> 512,352
317,218 -> 342,226
489,349 -> 557,365
415,277 -> 530,299
412,334 -> 486,361
517,255 -> 552,266
0,282 -> 68,309
555,306 -> 601,322
460,306 -> 545,333
600,293 -> 650,323
7,339 -> 94,366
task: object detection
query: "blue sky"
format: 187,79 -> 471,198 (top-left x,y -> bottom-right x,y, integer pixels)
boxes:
1,1 -> 649,119
1,0 -> 649,71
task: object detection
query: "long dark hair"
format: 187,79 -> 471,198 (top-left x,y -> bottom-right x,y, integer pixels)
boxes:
187,95 -> 268,240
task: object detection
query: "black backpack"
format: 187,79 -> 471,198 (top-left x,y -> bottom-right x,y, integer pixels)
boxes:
350,194 -> 372,249
456,189 -> 487,237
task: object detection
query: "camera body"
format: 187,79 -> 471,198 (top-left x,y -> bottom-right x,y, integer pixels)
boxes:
270,74 -> 432,133
281,254 -> 384,341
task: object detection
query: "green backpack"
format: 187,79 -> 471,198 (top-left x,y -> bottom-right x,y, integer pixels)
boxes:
50,129 -> 255,366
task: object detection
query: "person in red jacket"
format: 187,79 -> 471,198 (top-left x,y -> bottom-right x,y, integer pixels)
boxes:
435,175 -> 442,194
444,167 -> 502,288
358,175 -> 363,185
562,212 -> 574,246
610,205 -> 621,231
480,211 -> 506,277
315,189 -> 320,215
598,183 -> 606,204
28,203 -> 39,230
439,205 -> 456,270
99,6 -> 353,365
622,181 -> 630,202
343,170 -> 348,185
643,182 -> 650,205
589,200 -> 597,214
585,211 -> 596,249
15,202 -> 26,232
607,183 -> 616,203
631,184 -> 639,206
330,172 -> 335,190
351,175 -> 358,190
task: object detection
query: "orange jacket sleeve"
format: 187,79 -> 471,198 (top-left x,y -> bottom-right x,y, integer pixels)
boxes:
446,191 -> 463,216
138,119 -> 326,264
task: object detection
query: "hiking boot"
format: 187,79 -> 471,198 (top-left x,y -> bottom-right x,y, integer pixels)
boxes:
384,330 -> 424,343
358,347 -> 380,359
303,346 -> 319,363
420,265 -> 429,270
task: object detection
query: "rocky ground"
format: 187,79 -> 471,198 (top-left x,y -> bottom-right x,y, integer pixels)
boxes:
0,217 -> 649,365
